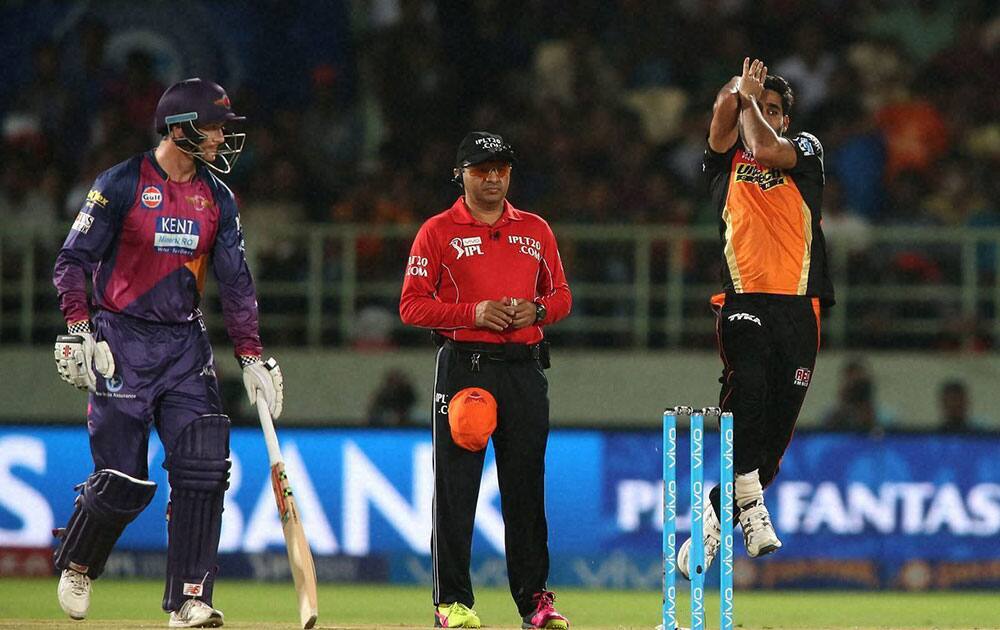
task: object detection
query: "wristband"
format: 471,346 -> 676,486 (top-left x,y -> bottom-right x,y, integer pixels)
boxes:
68,320 -> 91,334
238,354 -> 262,368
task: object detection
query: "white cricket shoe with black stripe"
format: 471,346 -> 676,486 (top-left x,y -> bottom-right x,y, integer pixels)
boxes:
169,599 -> 225,628
739,499 -> 782,557
676,498 -> 722,580
58,568 -> 91,620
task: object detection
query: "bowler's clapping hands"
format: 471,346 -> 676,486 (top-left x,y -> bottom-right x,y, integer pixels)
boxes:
738,57 -> 767,101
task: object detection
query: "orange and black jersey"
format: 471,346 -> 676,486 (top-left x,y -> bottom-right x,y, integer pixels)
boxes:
704,133 -> 835,306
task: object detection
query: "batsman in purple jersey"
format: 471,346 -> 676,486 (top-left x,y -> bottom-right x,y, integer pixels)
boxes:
51,78 -> 284,628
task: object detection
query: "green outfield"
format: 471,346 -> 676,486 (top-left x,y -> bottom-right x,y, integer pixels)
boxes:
0,579 -> 997,629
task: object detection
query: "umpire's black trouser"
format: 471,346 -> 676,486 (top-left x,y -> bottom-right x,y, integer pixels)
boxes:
709,293 -> 820,515
431,338 -> 551,617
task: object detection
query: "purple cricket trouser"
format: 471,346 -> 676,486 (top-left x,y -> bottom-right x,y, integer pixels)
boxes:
89,310 -> 230,610
87,310 -> 224,476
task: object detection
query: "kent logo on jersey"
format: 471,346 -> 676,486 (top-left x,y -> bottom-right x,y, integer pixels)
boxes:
154,216 -> 200,254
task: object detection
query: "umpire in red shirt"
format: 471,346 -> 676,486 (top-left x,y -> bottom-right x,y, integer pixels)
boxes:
400,132 -> 572,629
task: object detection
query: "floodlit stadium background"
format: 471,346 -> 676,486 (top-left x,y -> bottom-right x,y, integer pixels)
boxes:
1,0 -> 999,594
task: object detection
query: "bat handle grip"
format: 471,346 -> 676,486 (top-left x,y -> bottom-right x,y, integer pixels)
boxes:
257,393 -> 284,466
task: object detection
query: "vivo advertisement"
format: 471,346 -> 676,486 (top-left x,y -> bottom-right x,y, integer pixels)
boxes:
1,427 -> 998,589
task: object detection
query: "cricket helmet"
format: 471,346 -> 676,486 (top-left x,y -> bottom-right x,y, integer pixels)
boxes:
154,78 -> 246,174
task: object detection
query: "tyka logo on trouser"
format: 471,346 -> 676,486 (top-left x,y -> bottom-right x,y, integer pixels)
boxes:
727,312 -> 761,326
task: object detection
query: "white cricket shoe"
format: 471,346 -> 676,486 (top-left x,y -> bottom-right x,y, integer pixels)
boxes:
738,500 -> 782,557
676,498 -> 722,580
169,599 -> 225,628
58,567 -> 91,620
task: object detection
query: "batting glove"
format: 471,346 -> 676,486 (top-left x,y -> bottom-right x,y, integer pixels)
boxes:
242,356 -> 283,419
54,321 -> 116,392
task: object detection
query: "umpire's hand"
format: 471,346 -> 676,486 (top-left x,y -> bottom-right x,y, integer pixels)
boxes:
507,298 -> 537,329
475,300 -> 515,331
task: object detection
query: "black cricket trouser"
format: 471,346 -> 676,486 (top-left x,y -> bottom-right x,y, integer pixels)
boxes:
709,294 -> 820,515
431,341 -> 551,617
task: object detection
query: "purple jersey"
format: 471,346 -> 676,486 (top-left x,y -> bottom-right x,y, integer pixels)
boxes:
54,152 -> 262,357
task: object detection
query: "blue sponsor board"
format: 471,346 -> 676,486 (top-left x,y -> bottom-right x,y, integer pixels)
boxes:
1,427 -> 998,588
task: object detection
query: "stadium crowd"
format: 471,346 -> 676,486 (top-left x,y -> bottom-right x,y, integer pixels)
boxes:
1,0 -> 998,350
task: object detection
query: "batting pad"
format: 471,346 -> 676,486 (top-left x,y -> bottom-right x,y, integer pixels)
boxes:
53,469 -> 157,578
163,414 -> 231,611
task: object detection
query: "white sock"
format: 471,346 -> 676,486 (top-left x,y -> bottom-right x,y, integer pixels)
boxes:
703,495 -> 721,535
735,469 -> 764,509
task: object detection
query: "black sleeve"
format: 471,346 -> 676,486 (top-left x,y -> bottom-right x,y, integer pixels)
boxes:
788,132 -> 824,177
702,141 -> 738,191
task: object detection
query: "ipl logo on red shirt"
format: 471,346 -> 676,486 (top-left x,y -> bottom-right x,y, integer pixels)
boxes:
141,185 -> 163,209
450,236 -> 483,259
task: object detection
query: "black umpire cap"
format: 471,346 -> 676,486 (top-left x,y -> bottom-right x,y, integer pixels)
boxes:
455,132 -> 516,168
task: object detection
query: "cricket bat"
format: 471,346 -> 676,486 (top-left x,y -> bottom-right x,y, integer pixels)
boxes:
257,394 -> 319,629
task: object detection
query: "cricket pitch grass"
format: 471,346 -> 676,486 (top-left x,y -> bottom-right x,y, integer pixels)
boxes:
1,579 -> 998,629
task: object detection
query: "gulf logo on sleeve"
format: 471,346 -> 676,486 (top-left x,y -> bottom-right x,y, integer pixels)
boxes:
141,185 -> 163,209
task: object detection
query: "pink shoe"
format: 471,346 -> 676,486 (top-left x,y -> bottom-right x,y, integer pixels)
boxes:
521,591 -> 569,629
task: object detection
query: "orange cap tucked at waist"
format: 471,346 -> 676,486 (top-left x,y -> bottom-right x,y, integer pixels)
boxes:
447,387 -> 498,451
